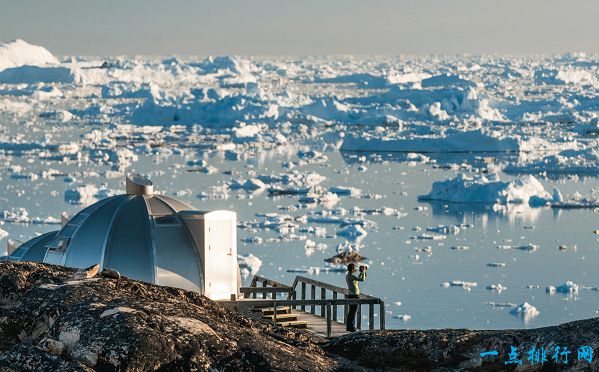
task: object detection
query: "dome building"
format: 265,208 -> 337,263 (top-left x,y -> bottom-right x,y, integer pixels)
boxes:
3,174 -> 241,300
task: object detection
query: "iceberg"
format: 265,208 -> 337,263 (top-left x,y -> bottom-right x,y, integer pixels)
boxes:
419,173 -> 553,206
0,39 -> 59,71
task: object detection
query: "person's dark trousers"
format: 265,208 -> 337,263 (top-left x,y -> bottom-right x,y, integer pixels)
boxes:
346,294 -> 360,331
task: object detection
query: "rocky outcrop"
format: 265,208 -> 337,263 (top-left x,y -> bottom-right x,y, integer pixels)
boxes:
0,261 -> 335,371
326,322 -> 599,371
2,260 -> 599,371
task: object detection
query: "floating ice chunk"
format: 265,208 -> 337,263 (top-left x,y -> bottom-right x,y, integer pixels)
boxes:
419,173 -> 552,206
510,302 -> 540,320
442,280 -> 477,288
0,228 -> 8,240
237,253 -> 262,278
64,185 -> 99,205
554,281 -> 579,294
545,286 -> 556,294
329,186 -> 362,197
486,284 -> 507,292
414,233 -> 445,241
57,142 -> 80,155
233,124 -> 262,139
241,236 -> 263,244
337,224 -> 368,239
393,314 -> 411,321
426,225 -> 460,235
200,166 -> 219,174
231,178 -> 266,191
484,302 -> 516,307
1,207 -> 61,225
517,244 -> 539,252
487,262 -> 506,267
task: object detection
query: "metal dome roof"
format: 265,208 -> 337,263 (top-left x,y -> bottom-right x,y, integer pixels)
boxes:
6,175 -> 239,296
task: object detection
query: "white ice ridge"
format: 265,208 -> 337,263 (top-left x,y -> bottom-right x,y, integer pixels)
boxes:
0,39 -> 59,71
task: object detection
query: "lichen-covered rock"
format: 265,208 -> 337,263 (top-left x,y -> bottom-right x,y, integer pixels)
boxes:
326,322 -> 599,371
3,260 -> 599,371
0,261 -> 335,371
0,343 -> 92,371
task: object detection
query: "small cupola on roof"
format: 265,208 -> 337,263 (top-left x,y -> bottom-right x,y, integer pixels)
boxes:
4,174 -> 240,300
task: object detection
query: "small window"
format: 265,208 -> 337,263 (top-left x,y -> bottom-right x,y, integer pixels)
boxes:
46,237 -> 70,252
155,215 -> 179,225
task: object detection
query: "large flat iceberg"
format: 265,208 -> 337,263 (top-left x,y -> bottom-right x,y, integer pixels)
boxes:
418,173 -> 553,206
341,129 -> 520,153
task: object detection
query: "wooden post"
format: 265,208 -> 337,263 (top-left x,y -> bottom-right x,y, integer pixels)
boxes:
343,294 -> 348,324
301,283 -> 306,311
273,300 -> 277,325
320,288 -> 326,317
379,301 -> 385,330
326,302 -> 332,337
369,303 -> 375,330
356,301 -> 362,330
310,285 -> 316,314
262,281 -> 267,299
332,292 -> 338,321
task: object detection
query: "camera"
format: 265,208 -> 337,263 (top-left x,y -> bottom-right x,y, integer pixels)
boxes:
359,265 -> 367,271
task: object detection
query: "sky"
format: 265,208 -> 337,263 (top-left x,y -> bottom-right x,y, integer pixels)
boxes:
1,0 -> 598,56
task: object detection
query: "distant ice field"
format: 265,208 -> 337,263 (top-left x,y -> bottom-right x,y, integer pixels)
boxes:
0,40 -> 598,329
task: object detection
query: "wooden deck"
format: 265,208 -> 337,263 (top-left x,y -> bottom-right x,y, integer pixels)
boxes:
226,274 -> 385,338
220,299 -> 352,338
290,308 -> 349,338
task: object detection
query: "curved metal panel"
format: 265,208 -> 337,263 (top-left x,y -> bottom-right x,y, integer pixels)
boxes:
156,195 -> 195,212
146,196 -> 177,216
63,195 -> 130,269
102,196 -> 154,282
16,231 -> 58,262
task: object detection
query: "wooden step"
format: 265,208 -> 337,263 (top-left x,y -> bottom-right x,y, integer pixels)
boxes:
276,320 -> 309,328
262,313 -> 298,321
260,306 -> 291,315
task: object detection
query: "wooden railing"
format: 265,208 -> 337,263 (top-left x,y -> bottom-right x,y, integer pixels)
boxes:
290,275 -> 384,332
238,275 -> 385,337
239,275 -> 294,299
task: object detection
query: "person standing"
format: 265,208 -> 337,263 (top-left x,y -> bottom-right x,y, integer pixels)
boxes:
345,263 -> 367,332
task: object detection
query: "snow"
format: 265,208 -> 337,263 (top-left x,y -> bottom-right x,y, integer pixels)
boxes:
419,173 -> 554,206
